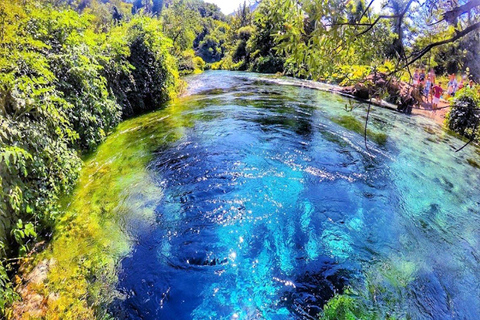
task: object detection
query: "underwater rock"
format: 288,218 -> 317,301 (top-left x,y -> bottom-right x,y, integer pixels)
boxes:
282,258 -> 350,319
11,259 -> 56,319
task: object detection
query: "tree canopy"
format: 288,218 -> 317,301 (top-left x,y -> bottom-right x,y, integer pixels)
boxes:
212,0 -> 479,82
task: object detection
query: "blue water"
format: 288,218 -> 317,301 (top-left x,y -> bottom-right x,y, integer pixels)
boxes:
111,71 -> 480,319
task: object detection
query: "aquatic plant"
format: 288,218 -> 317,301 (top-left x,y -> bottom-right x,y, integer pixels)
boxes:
321,294 -> 375,320
11,99 -> 195,317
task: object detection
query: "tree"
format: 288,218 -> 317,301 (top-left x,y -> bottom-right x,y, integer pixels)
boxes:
161,0 -> 203,52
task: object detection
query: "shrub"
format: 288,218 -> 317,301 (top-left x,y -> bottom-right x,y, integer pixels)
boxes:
251,55 -> 285,74
119,17 -> 180,117
193,56 -> 206,72
447,87 -> 480,141
177,49 -> 206,75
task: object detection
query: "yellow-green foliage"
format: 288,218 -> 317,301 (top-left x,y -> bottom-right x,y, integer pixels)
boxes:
210,54 -> 245,71
178,49 -> 206,75
333,115 -> 388,145
332,65 -> 371,86
194,56 -> 206,72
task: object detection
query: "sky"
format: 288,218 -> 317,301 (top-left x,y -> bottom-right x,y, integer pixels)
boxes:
205,0 -> 383,15
205,0 -> 254,15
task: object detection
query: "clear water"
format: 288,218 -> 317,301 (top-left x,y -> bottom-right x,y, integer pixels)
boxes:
107,71 -> 480,319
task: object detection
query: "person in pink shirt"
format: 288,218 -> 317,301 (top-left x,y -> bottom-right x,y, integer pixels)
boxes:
432,84 -> 443,110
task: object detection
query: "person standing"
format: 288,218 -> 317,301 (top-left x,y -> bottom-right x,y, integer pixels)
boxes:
424,69 -> 435,103
458,75 -> 467,90
419,68 -> 426,85
432,83 -> 443,111
468,79 -> 475,89
412,69 -> 420,87
447,74 -> 458,97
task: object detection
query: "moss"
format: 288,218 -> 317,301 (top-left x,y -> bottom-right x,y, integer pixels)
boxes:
333,115 -> 388,145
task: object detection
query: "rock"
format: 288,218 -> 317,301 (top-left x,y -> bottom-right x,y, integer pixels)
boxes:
25,259 -> 54,285
11,259 -> 56,319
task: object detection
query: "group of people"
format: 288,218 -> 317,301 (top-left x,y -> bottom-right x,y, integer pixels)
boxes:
412,68 -> 476,110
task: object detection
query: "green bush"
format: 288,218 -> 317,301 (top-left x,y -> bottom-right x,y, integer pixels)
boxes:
447,87 -> 480,141
211,54 -> 247,71
115,17 -> 180,116
194,56 -> 206,71
177,49 -> 206,75
251,55 -> 285,74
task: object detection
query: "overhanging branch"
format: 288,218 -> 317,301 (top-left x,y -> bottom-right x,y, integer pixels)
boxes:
399,21 -> 480,71
444,0 -> 480,24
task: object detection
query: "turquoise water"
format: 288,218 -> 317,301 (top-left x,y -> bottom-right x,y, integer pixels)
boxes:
109,71 -> 480,319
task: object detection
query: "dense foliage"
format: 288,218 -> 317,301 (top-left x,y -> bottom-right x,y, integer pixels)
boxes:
0,0 -> 181,313
212,0 -> 479,84
447,87 -> 480,141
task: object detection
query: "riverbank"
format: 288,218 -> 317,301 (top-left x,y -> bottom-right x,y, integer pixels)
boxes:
411,101 -> 451,126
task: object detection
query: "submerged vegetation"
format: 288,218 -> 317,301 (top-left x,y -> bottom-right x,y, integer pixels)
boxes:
13,102 -> 193,318
321,294 -> 376,320
333,115 -> 389,146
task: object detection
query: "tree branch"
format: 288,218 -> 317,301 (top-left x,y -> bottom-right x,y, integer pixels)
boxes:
355,0 -> 416,36
359,0 -> 375,21
444,0 -> 480,24
399,21 -> 480,71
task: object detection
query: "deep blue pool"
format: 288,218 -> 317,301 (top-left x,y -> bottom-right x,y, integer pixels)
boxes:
110,71 -> 480,319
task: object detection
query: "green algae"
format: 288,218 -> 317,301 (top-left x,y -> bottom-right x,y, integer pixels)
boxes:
321,294 -> 377,320
333,115 -> 388,145
20,98 -> 199,318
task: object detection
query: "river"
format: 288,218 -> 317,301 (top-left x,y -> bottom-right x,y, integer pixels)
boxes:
38,71 -> 480,319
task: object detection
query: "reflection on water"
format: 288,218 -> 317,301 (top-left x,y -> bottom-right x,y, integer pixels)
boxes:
102,71 -> 480,319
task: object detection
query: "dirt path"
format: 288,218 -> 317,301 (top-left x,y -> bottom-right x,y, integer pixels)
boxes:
411,100 -> 451,126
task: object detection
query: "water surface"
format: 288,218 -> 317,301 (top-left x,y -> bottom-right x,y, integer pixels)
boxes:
96,71 -> 480,319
